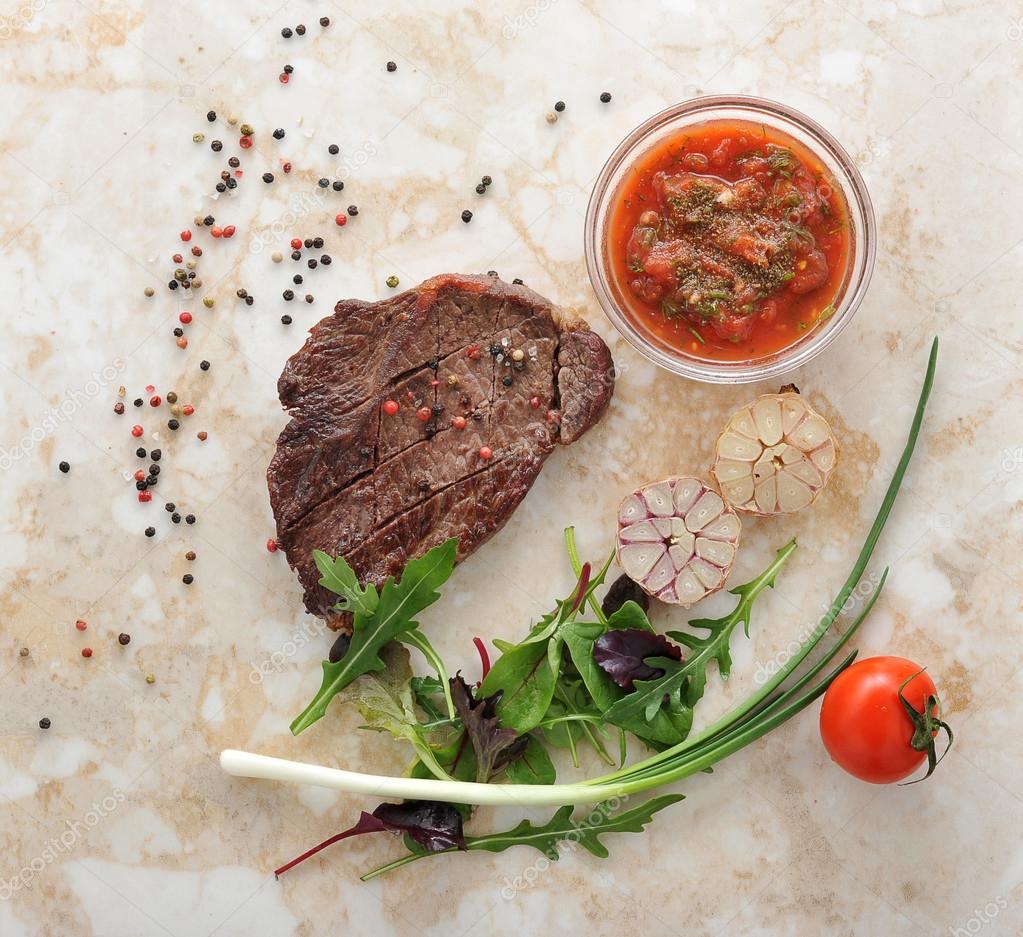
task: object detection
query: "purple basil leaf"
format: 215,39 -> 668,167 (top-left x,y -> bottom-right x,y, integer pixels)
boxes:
593,629 -> 683,691
450,673 -> 528,782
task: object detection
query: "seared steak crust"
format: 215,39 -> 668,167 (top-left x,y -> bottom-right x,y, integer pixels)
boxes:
269,274 -> 614,618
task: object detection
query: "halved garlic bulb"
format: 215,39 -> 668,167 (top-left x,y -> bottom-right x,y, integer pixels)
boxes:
616,476 -> 741,607
712,393 -> 838,515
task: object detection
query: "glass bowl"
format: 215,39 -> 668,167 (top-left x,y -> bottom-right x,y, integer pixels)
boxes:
584,95 -> 876,384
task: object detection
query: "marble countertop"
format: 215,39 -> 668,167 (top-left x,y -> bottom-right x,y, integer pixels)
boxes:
2,1 -> 1022,935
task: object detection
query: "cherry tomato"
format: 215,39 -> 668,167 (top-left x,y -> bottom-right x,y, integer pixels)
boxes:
819,656 -> 950,784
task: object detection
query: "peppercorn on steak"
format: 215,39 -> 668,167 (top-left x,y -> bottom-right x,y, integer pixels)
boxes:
268,274 -> 615,620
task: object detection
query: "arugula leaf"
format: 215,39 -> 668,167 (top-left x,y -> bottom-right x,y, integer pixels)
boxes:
602,541 -> 797,742
450,675 -> 527,782
360,794 -> 684,879
335,644 -> 452,780
312,550 -> 379,617
504,735 -> 556,784
291,539 -> 458,735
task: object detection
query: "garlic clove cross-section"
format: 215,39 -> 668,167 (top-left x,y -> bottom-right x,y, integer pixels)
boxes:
616,476 -> 741,607
712,392 -> 838,516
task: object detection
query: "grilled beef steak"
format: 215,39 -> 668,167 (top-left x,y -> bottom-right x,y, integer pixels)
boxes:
268,274 -> 614,620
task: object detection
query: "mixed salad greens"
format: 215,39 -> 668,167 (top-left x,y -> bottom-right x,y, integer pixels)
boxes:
266,338 -> 938,881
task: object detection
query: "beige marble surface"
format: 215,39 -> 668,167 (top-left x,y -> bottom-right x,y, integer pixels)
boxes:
1,1 -> 1022,935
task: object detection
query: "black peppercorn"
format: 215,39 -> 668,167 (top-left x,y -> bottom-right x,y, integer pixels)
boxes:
295,23 -> 306,35
149,464 -> 160,476
281,26 -> 292,38
211,139 -> 223,152
487,270 -> 498,277
273,128 -> 285,139
146,474 -> 158,486
145,527 -> 156,538
482,175 -> 492,186
332,180 -> 343,191
307,258 -> 317,269
173,327 -> 184,337
39,717 -> 51,730
554,101 -> 566,112
171,512 -> 181,524
135,446 -> 147,458
215,182 -> 226,193
228,156 -> 240,168
303,238 -> 313,248
58,460 -> 70,473
282,314 -> 293,324
168,280 -> 179,290
283,289 -> 294,300
312,236 -> 324,248
204,214 -> 216,226
293,274 -> 303,285
347,205 -> 358,216
291,250 -> 301,260
320,16 -> 330,27
167,419 -> 180,431
185,514 -> 196,525
133,398 -> 143,408
206,110 -> 216,122
386,60 -> 397,72
236,288 -> 248,298
151,449 -> 161,461
512,277 -> 524,284
118,633 -> 131,645
461,209 -> 472,223
475,183 -> 486,194
283,64 -> 294,74
320,254 -> 331,265
262,172 -> 274,183
165,502 -> 175,512
328,144 -> 339,155
318,177 -> 329,188
502,375 -> 513,387
305,294 -> 314,303
182,574 -> 194,585
226,177 -> 237,189
599,91 -> 612,103
200,360 -> 210,371
135,480 -> 148,491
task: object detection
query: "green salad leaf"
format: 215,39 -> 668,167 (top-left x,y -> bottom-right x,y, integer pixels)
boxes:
290,538 -> 458,734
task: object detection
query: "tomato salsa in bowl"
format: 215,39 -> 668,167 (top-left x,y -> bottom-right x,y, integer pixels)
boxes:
585,96 -> 875,383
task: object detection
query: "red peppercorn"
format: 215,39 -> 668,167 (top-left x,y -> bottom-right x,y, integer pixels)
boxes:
182,404 -> 195,416
138,490 -> 152,503
114,402 -> 125,414
266,538 -> 279,553
452,415 -> 467,430
416,406 -> 431,422
240,136 -> 253,149
335,213 -> 347,226
145,384 -> 155,394
235,170 -> 243,178
466,345 -> 481,360
211,227 -> 223,238
131,424 -> 144,437
529,396 -> 542,409
223,225 -> 236,238
383,399 -> 399,416
134,470 -> 145,481
172,253 -> 183,263
150,395 -> 162,407
279,72 -> 289,84
479,446 -> 493,460
180,230 -> 192,242
81,647 -> 93,658
282,161 -> 292,174
75,619 -> 87,632
177,336 -> 188,349
290,238 -> 302,250
191,246 -> 202,257
179,312 -> 192,324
